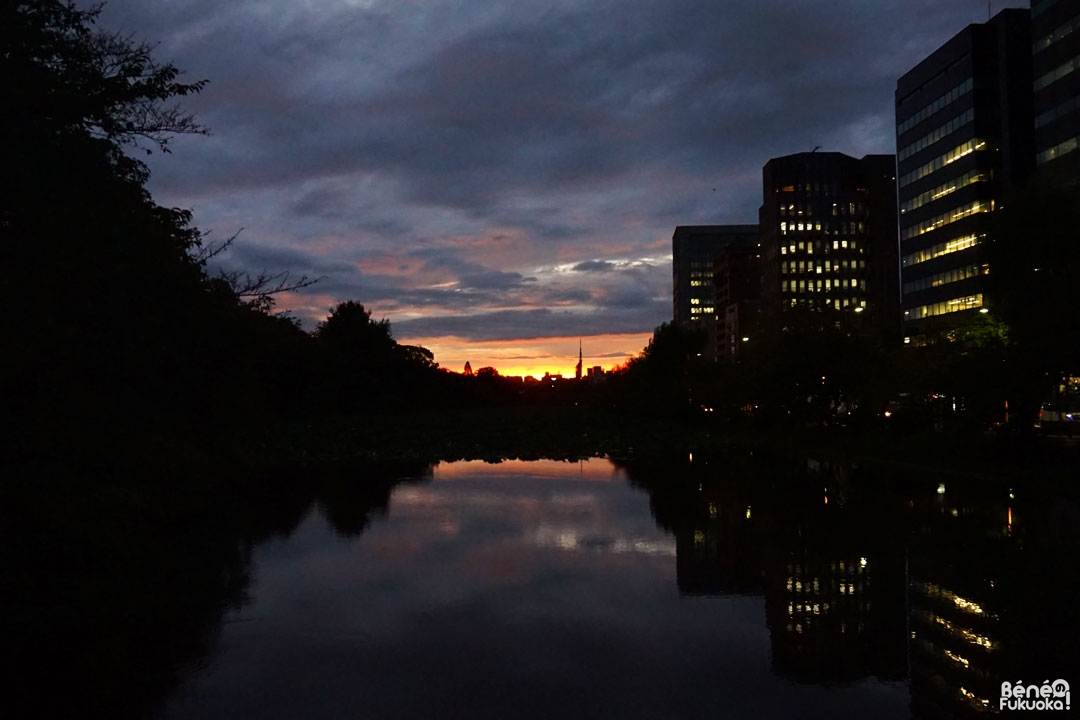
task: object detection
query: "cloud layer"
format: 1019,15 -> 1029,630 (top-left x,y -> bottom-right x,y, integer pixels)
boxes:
84,0 -> 1025,368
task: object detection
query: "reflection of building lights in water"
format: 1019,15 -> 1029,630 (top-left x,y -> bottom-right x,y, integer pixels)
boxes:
937,482 -> 946,495
944,649 -> 971,668
922,611 -> 996,649
959,687 -> 991,707
912,581 -> 994,618
745,506 -> 751,519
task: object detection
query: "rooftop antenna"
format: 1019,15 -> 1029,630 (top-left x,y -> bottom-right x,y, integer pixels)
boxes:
811,145 -> 821,153
987,0 -> 991,20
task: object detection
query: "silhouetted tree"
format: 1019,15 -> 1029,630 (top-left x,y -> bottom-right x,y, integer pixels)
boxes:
625,322 -> 706,380
313,301 -> 443,411
984,179 -> 1080,422
315,301 -> 395,358
2,2 -> 216,444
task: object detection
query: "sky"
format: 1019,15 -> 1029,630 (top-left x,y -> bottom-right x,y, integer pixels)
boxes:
88,0 -> 1027,378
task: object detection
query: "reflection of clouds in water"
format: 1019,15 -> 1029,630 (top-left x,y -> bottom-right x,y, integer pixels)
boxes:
533,525 -> 677,557
392,487 -> 601,511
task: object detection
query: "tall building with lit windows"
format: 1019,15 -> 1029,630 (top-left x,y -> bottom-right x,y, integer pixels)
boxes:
1032,0 -> 1080,186
672,224 -> 760,362
759,152 -> 899,339
896,8 -> 1033,335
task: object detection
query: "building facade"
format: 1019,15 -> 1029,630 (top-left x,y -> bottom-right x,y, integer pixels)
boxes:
895,8 -> 1033,335
1031,0 -> 1080,186
759,152 -> 899,339
672,224 -> 760,362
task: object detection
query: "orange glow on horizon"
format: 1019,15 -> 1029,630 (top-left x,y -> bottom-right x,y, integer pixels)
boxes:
400,332 -> 650,379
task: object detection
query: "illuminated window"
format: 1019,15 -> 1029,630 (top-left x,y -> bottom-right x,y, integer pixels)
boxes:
781,242 -> 787,252
902,233 -> 981,266
907,293 -> 983,319
899,138 -> 989,188
900,169 -> 991,214
897,107 -> 975,162
901,200 -> 990,240
902,263 -> 983,293
1034,14 -> 1080,54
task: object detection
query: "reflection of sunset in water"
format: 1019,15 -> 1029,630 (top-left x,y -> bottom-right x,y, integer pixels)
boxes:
433,457 -> 624,482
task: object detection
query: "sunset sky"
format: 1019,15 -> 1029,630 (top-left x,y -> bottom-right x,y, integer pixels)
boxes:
87,0 -> 1025,378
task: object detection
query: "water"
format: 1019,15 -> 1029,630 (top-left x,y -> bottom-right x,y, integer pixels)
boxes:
158,457 -> 905,719
9,453 -> 1078,718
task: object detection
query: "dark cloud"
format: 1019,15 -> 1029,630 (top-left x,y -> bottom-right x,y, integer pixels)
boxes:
393,302 -> 669,342
84,0 -> 1025,344
572,261 -> 617,273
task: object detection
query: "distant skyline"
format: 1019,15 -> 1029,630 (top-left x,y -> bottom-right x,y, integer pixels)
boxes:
85,0 -> 1028,377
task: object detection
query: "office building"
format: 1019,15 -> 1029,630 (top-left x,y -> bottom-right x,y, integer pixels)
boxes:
1031,0 -> 1080,186
672,224 -> 760,361
759,152 -> 899,339
895,8 -> 1033,335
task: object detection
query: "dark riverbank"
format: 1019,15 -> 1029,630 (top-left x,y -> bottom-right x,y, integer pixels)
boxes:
280,406 -> 1079,492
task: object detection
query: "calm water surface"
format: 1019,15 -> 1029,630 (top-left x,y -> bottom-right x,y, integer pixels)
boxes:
160,458 -> 915,719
